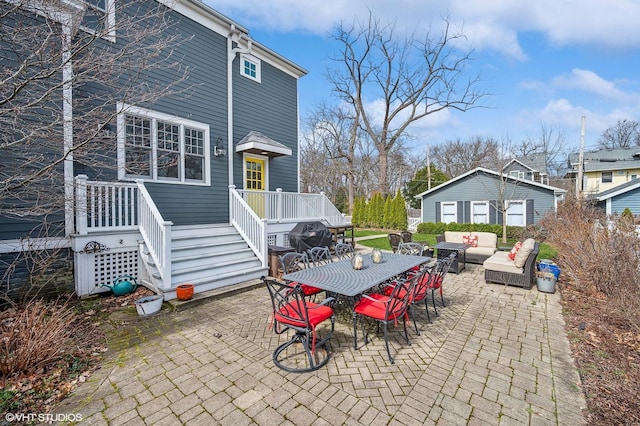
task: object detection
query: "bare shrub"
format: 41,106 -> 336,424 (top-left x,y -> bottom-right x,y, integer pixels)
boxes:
541,198 -> 640,330
0,299 -> 76,377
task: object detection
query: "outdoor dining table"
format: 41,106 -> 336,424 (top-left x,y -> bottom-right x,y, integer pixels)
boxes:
282,252 -> 430,297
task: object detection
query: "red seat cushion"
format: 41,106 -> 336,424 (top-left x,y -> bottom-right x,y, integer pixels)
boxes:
354,293 -> 405,321
288,282 -> 322,296
275,301 -> 333,328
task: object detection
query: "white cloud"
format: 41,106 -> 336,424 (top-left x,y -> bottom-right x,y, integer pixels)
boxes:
552,69 -> 635,103
207,0 -> 640,60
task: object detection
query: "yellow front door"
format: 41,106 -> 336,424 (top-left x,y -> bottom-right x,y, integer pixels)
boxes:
245,157 -> 265,217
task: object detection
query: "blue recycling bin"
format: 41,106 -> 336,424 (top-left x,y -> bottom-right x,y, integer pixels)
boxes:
538,260 -> 560,280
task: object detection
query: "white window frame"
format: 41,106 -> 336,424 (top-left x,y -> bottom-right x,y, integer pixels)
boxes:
117,103 -> 210,186
509,170 -> 524,179
441,202 -> 457,223
506,200 -> 526,226
240,53 -> 261,83
471,201 -> 489,224
80,0 -> 116,42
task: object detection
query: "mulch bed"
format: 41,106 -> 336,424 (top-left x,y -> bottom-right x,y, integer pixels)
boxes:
559,279 -> 640,425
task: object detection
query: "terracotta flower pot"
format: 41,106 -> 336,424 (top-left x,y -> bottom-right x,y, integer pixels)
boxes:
176,284 -> 194,301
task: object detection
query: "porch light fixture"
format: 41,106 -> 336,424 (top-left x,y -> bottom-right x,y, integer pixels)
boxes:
214,137 -> 227,157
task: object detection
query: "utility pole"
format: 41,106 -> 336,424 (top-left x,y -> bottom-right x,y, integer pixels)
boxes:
426,142 -> 432,190
577,116 -> 585,199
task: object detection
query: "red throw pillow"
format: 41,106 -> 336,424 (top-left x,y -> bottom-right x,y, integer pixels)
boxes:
462,235 -> 478,248
508,241 -> 523,261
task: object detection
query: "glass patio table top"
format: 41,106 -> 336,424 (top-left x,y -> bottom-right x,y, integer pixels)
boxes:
282,252 -> 430,297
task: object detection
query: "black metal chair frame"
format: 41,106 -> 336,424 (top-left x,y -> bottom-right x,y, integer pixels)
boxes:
388,233 -> 403,253
307,246 -> 332,267
397,242 -> 425,256
428,252 -> 456,315
264,277 -> 335,373
334,242 -> 355,260
279,251 -> 322,298
401,231 -> 413,243
353,276 -> 416,364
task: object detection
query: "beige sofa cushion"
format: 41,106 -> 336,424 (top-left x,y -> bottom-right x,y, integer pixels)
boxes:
471,232 -> 497,248
483,251 -> 524,274
514,238 -> 536,268
444,231 -> 497,252
444,231 -> 466,244
467,246 -> 497,257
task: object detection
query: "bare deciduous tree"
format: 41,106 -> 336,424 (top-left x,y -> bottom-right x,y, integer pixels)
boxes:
326,12 -> 486,196
430,136 -> 500,178
598,119 -> 640,149
514,123 -> 569,178
1,0 -> 190,301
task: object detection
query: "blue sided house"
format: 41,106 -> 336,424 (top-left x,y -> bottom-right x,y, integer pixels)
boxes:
0,0 -> 346,300
416,168 -> 566,226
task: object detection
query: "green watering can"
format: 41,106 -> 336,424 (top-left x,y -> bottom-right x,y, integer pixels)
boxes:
102,275 -> 138,296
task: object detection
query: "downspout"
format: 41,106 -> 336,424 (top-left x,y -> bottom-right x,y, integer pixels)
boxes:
227,24 -> 253,188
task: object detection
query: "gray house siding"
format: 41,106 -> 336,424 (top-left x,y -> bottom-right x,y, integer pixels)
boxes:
421,171 -> 557,225
127,8 -> 230,226
232,57 -> 300,192
600,187 -> 640,215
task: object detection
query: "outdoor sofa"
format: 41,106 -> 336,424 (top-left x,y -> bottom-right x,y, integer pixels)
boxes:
436,231 -> 498,264
483,238 -> 539,289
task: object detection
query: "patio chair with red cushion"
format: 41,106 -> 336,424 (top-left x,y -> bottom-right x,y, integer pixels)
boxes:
382,266 -> 432,333
279,251 -> 323,298
263,277 -> 335,373
429,252 -> 456,316
353,275 -> 416,364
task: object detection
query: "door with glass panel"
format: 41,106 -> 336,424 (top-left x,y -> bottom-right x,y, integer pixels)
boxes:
244,156 -> 266,217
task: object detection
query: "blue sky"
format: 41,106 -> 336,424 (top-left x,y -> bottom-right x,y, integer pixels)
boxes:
206,0 -> 640,155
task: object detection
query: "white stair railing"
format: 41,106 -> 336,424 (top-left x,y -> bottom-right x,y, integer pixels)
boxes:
229,185 -> 268,267
136,180 -> 173,290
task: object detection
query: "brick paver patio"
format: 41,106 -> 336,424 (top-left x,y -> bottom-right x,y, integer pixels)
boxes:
55,262 -> 586,425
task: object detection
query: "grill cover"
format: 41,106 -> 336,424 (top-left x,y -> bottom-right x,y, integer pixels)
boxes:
288,221 -> 332,253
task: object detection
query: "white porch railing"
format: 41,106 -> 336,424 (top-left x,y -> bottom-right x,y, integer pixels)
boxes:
136,180 -> 172,290
229,186 -> 268,267
75,175 -> 138,234
408,216 -> 421,231
236,188 -> 347,226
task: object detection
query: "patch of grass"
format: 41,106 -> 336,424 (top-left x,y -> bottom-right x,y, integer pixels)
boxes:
353,229 -> 387,237
357,237 -> 391,250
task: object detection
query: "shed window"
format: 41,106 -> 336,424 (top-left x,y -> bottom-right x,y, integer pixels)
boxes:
471,201 -> 489,224
442,202 -> 457,223
506,201 -> 525,226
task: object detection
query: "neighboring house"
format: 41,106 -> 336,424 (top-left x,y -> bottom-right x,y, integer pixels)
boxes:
568,147 -> 640,195
502,154 -> 549,185
0,0 -> 346,300
591,178 -> 640,216
416,168 -> 566,226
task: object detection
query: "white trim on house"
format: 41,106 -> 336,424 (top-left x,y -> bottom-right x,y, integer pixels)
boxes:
0,237 -> 70,254
116,103 -> 211,186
